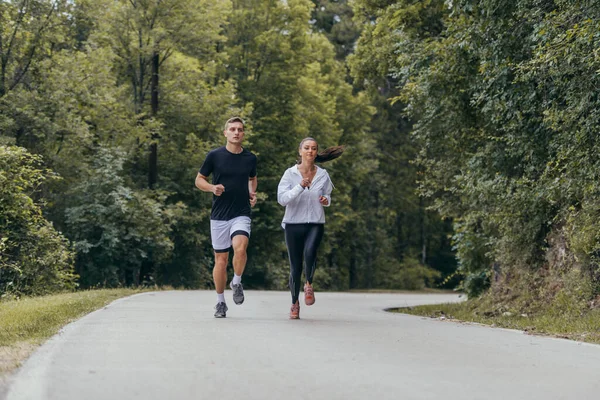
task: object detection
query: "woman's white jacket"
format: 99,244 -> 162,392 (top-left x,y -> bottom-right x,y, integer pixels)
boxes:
277,165 -> 333,228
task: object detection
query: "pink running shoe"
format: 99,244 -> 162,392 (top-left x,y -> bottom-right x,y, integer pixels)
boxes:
290,301 -> 300,319
304,283 -> 315,306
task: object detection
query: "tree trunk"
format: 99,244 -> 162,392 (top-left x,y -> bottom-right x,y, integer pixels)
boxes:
419,197 -> 427,264
348,187 -> 360,289
149,51 -> 159,189
396,213 -> 404,260
349,247 -> 357,289
0,71 -> 5,98
366,190 -> 379,288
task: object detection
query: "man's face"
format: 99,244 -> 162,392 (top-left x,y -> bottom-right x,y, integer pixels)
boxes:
224,121 -> 244,144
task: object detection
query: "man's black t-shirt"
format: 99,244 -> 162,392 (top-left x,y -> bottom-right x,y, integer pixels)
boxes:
199,147 -> 257,221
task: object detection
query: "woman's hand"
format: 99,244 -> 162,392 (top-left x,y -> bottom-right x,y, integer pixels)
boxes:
301,178 -> 311,188
319,196 -> 329,206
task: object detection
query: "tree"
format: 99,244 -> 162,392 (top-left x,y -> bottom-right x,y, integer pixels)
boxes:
224,0 -> 376,289
0,145 -> 76,296
0,0 -> 74,98
90,0 -> 231,188
64,147 -> 183,287
351,0 -> 600,302
310,0 -> 361,60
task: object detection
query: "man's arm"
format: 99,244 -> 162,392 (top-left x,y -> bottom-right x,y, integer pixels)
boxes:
195,172 -> 224,196
249,176 -> 258,207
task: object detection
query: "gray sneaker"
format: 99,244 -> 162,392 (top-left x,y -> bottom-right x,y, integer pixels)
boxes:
214,302 -> 228,318
230,282 -> 245,305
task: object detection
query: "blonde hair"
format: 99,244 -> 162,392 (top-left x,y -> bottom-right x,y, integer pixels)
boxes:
224,117 -> 245,131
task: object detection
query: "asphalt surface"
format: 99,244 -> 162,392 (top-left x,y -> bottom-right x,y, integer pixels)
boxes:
5,290 -> 600,399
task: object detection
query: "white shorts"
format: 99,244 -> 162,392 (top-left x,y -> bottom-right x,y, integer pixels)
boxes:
210,216 -> 251,253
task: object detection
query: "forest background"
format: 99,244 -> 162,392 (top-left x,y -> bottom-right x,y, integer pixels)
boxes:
2,0 -> 599,314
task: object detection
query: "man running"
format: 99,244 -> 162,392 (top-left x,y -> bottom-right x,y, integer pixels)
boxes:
195,117 -> 257,318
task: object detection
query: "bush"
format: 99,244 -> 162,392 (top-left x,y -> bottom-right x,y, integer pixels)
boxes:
0,146 -> 77,297
378,256 -> 441,290
64,147 -> 183,287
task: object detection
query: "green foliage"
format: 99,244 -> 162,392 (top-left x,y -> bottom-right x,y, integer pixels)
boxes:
452,218 -> 492,296
64,147 -> 183,287
400,296 -> 600,343
0,146 -> 77,297
351,0 -> 600,300
1,0 -> 459,294
91,0 -> 231,114
224,0 -> 384,289
0,0 -> 75,98
310,0 -> 361,59
376,256 -> 441,290
154,133 -> 225,289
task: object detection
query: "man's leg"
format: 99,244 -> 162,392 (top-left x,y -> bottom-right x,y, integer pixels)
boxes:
231,234 -> 249,277
212,251 -> 229,318
210,219 -> 233,317
230,234 -> 249,305
214,251 -> 229,294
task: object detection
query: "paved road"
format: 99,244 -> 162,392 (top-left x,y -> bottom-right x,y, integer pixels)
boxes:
5,290 -> 600,400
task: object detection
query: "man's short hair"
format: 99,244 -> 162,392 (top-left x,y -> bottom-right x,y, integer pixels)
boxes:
224,117 -> 245,131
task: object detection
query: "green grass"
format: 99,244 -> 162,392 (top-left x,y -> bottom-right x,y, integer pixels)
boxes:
0,289 -> 144,347
393,301 -> 600,343
0,289 -> 148,377
348,288 -> 456,294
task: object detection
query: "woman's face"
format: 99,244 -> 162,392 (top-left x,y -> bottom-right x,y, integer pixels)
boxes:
299,140 -> 318,162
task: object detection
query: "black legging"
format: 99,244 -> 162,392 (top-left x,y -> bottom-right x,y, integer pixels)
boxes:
285,223 -> 325,304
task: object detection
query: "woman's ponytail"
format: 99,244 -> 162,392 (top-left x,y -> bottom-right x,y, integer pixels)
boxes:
315,146 -> 345,163
297,137 -> 345,164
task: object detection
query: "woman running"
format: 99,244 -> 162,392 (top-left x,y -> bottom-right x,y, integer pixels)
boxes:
277,137 -> 343,319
